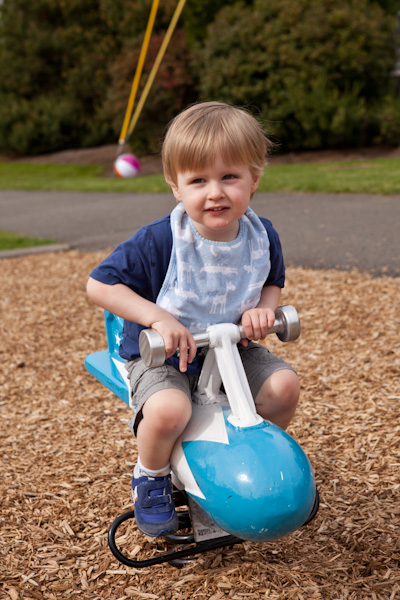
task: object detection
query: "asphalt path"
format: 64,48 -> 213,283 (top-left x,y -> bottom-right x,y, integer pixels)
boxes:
1,189 -> 399,276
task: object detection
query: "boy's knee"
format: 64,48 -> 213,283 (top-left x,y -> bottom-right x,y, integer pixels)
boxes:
255,369 -> 299,427
143,389 -> 192,434
271,370 -> 300,407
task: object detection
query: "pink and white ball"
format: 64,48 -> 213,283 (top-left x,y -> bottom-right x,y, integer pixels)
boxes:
114,154 -> 141,178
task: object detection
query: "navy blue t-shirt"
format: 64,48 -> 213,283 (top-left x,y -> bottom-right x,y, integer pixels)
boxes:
90,214 -> 285,371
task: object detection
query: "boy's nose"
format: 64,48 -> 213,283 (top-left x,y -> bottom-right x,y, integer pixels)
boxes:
207,180 -> 224,200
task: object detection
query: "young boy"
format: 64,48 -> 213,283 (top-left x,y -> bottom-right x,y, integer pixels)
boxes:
87,101 -> 300,538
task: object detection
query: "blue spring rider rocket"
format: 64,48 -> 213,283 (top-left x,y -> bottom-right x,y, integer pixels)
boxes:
85,306 -> 319,567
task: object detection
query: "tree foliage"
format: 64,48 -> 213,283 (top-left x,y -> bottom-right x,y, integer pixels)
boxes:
0,0 -> 193,154
99,29 -> 195,154
193,0 -> 397,149
371,0 -> 399,14
0,0 -> 398,155
0,0 -> 119,153
183,0 -> 253,44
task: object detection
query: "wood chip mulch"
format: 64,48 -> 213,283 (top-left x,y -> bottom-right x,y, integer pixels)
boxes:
1,250 -> 399,600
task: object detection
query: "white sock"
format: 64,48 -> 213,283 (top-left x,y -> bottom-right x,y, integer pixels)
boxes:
134,457 -> 171,479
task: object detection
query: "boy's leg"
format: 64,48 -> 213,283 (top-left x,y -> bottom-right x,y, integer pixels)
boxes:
136,388 -> 192,471
132,388 -> 193,538
238,342 -> 299,430
254,369 -> 300,430
126,359 -> 195,537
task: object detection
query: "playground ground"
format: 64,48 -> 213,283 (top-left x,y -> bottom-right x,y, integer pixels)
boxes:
1,249 -> 399,599
1,145 -> 400,598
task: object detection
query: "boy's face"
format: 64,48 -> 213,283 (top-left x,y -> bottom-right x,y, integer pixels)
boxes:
170,157 -> 260,242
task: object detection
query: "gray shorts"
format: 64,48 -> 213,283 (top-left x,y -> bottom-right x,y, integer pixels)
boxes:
125,342 -> 296,436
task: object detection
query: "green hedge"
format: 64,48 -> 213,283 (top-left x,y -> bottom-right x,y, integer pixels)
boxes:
193,0 -> 398,149
0,0 -> 398,155
0,0 -> 194,155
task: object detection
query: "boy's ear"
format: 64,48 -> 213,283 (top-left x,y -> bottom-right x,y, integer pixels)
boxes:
251,174 -> 261,194
168,181 -> 182,202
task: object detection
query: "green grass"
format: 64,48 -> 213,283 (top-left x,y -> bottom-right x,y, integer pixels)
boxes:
0,163 -> 170,193
0,229 -> 56,251
258,158 -> 400,195
0,157 -> 399,194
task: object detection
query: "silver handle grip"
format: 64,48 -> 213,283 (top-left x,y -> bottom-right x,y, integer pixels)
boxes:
139,304 -> 300,368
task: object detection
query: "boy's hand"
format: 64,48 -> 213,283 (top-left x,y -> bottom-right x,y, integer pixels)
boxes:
240,307 -> 276,346
151,317 -> 197,372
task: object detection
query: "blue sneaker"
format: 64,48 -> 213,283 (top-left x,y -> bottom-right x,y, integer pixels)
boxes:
132,473 -> 179,537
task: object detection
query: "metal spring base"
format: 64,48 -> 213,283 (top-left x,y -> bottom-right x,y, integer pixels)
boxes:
108,490 -> 242,568
108,489 -> 320,568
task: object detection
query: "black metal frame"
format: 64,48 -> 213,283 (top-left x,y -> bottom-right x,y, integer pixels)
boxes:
108,488 -> 320,568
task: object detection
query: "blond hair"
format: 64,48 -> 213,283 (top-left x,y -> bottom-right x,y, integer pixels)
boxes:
162,102 -> 272,185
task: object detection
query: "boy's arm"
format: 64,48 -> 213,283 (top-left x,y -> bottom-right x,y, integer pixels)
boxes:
240,285 -> 281,345
86,277 -> 197,372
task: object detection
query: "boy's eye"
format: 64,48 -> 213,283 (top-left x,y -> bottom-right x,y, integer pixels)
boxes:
191,177 -> 205,184
222,174 -> 236,180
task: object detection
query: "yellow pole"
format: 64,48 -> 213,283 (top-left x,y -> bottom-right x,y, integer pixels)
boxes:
126,0 -> 187,140
118,0 -> 160,149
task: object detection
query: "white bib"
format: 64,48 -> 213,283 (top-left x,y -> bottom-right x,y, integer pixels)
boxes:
156,203 -> 271,333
